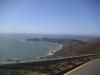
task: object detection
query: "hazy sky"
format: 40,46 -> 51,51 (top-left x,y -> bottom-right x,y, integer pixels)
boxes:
0,0 -> 100,36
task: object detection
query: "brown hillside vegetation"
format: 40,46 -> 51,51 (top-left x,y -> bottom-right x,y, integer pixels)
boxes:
45,39 -> 100,59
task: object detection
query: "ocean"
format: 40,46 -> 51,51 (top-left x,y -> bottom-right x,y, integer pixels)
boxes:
0,34 -> 58,61
0,33 -> 98,61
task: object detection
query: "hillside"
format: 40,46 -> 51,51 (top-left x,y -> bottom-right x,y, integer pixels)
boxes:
44,38 -> 100,59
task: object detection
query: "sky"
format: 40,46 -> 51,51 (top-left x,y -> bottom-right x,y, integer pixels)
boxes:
0,0 -> 100,36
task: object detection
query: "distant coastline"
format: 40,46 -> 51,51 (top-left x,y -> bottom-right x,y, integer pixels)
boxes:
25,37 -> 100,59
25,37 -> 86,59
1,34 -> 100,62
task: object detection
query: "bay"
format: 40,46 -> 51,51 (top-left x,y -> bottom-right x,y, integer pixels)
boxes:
0,33 -> 97,61
0,34 -> 58,61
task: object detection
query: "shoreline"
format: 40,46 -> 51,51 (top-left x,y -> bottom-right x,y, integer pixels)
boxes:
38,43 -> 63,59
47,44 -> 63,56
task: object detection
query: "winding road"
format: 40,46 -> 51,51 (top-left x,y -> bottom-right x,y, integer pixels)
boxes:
64,58 -> 100,75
